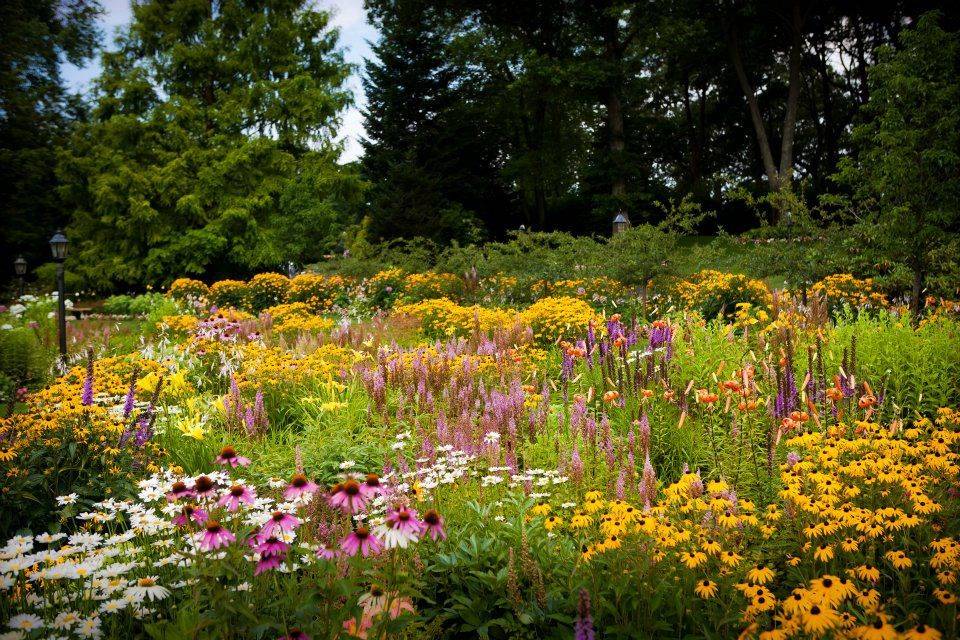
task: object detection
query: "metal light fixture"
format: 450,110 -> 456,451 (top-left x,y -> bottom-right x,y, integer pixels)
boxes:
13,255 -> 27,297
612,213 -> 631,235
49,230 -> 69,365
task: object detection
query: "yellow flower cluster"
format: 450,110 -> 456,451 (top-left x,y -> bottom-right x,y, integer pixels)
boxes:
531,277 -> 623,299
209,279 -> 250,309
166,277 -> 209,300
158,314 -> 200,334
214,342 -> 363,392
520,296 -> 598,343
0,355 -> 166,471
532,408 -> 960,638
676,270 -> 772,319
810,274 -> 887,308
288,273 -> 353,311
402,272 -> 461,300
393,298 -> 520,338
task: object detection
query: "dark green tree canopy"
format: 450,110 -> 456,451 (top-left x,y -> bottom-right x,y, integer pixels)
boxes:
59,0 -> 361,289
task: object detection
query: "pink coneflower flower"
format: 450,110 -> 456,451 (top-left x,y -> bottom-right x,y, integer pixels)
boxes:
199,521 -> 235,551
316,544 -> 341,561
420,509 -> 446,541
379,506 -> 422,549
341,526 -> 383,557
192,475 -> 217,499
217,484 -> 256,512
328,478 -> 368,514
277,629 -> 310,640
172,504 -> 207,528
255,554 -> 284,575
215,445 -> 250,468
359,473 -> 384,499
283,473 -> 319,500
166,481 -> 194,502
262,511 -> 300,536
251,534 -> 289,557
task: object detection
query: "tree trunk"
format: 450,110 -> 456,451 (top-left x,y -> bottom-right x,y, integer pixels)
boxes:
728,24 -> 780,197
777,0 -> 804,192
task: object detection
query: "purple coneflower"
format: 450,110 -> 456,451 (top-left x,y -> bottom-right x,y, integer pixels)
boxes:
341,526 -> 383,557
192,475 -> 217,499
199,521 -> 235,551
262,511 -> 300,536
358,473 -> 383,499
172,504 -> 207,528
420,509 -> 446,541
316,544 -> 341,561
217,484 -> 255,512
166,481 -> 194,502
215,445 -> 250,468
328,478 -> 368,514
255,554 -> 285,575
277,629 -> 310,640
283,473 -> 319,501
252,534 -> 289,557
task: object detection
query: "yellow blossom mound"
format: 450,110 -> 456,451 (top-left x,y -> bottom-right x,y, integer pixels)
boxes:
520,296 -> 598,343
393,298 -> 520,338
676,269 -> 772,320
811,273 -> 887,309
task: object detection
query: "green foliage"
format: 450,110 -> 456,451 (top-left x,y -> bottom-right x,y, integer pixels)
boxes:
102,292 -> 172,316
0,0 -> 101,290
833,12 -> 960,313
0,327 -> 47,386
57,0 -> 363,291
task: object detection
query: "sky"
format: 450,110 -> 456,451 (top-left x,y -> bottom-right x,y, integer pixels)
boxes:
61,0 -> 377,163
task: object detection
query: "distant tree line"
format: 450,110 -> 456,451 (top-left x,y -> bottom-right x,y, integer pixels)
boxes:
360,0 -> 959,242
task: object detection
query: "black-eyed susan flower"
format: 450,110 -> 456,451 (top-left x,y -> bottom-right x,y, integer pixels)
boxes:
801,604 -> 841,636
903,624 -> 942,640
856,619 -> 898,640
694,579 -> 717,599
813,543 -> 834,562
746,564 -> 775,584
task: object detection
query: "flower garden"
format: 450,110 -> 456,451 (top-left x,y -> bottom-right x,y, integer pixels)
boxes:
2,269 -> 960,640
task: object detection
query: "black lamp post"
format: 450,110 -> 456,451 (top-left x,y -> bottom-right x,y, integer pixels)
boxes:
612,212 -> 631,235
49,230 -> 69,365
13,255 -> 27,297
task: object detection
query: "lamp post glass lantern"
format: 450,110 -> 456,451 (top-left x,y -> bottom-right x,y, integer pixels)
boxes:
612,213 -> 631,235
49,230 -> 69,364
14,255 -> 27,297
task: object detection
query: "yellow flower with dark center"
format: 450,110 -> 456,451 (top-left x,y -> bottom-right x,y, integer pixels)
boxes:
543,516 -> 562,531
530,503 -> 551,516
854,564 -> 881,582
884,550 -> 912,569
933,589 -> 957,605
856,619 -> 898,640
813,544 -> 834,562
746,564 -> 775,585
902,624 -> 942,640
681,551 -> 707,569
802,605 -> 841,636
694,579 -> 717,599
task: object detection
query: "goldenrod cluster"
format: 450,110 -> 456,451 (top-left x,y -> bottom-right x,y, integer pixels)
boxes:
811,274 -> 887,309
394,298 -> 520,338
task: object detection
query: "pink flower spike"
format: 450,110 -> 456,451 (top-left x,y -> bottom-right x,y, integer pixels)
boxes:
218,484 -> 256,512
341,526 -> 383,557
216,446 -> 251,468
283,473 -> 319,500
199,521 -> 235,551
262,511 -> 300,536
421,509 -> 446,541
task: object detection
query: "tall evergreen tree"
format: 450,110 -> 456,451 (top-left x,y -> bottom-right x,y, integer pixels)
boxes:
361,0 -> 509,243
58,0 -> 360,289
0,0 -> 101,285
